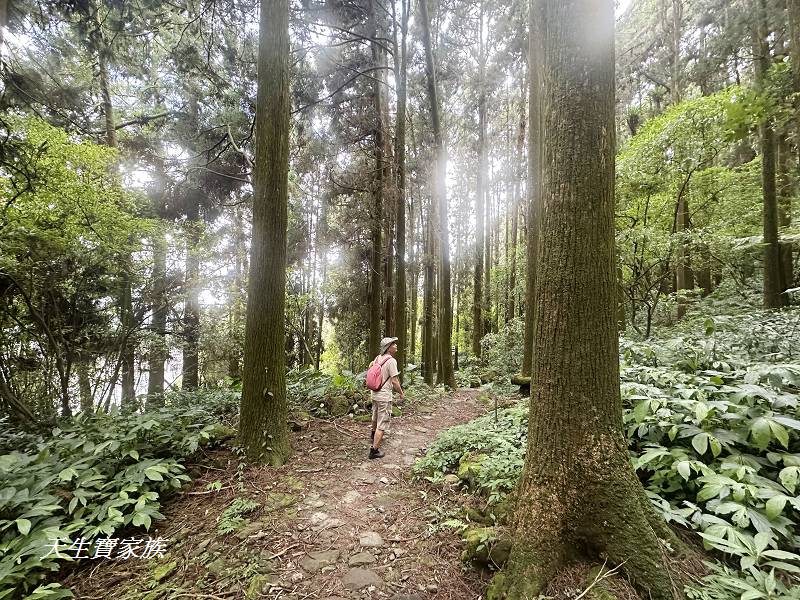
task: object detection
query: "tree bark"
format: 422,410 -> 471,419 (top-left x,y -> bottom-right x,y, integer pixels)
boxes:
368,0 -> 383,362
420,0 -> 455,389
423,201 -> 435,385
393,0 -> 410,378
493,1 -> 683,598
239,0 -> 291,466
522,2 -> 541,379
147,230 -> 168,405
473,0 -> 487,359
753,0 -> 784,308
182,207 -> 201,389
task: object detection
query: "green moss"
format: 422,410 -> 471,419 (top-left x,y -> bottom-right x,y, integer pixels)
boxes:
245,574 -> 273,599
457,452 -> 489,485
152,560 -> 177,583
460,527 -> 511,568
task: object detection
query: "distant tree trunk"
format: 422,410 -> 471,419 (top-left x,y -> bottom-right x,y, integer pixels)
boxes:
473,0 -> 486,359
393,0 -> 410,377
147,230 -> 168,405
228,205 -> 246,379
239,0 -> 291,466
786,0 -> 799,287
91,3 -> 134,409
182,205 -> 201,389
315,196 -> 329,370
423,202 -> 435,385
753,0 -> 784,308
484,180 -> 492,335
78,362 -> 93,413
522,3 -> 541,379
368,0 -> 383,362
493,2 -> 683,598
509,91 -> 524,322
777,133 -> 793,292
420,0 -> 455,389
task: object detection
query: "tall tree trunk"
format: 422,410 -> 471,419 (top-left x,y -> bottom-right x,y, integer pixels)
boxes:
368,0 -> 383,362
147,230 -> 168,405
493,1 -> 683,598
423,202 -> 435,385
753,0 -> 784,308
78,362 -> 93,413
239,0 -> 291,466
420,0 -> 455,389
473,0 -> 486,359
509,90 -> 524,322
786,0 -> 799,287
182,206 -> 201,389
777,132 -> 793,292
91,2 -> 134,408
393,0 -> 410,377
228,205 -> 246,380
522,3 -> 541,379
0,0 -> 7,49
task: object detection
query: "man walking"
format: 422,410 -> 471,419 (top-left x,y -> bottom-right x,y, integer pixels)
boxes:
369,337 -> 404,459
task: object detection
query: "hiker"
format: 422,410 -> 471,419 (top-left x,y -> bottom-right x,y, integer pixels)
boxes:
368,336 -> 404,459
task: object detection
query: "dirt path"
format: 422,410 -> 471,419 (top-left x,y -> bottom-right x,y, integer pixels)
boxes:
64,389 -> 489,600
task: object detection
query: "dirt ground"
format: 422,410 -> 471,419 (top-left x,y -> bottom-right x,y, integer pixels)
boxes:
61,389 -> 491,600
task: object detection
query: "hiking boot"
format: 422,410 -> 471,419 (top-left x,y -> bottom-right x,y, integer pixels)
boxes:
369,447 -> 384,460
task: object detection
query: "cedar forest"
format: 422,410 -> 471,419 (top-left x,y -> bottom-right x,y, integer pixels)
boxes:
1,0 -> 800,599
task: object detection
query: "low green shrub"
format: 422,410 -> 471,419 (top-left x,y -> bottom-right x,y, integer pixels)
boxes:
0,396 -> 232,599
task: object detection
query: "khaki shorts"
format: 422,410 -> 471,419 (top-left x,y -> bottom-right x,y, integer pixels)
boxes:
372,400 -> 392,433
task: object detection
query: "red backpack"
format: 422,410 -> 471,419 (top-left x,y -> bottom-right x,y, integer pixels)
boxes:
366,355 -> 391,391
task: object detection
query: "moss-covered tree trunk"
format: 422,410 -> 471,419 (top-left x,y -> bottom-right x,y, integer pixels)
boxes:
493,1 -> 683,598
753,0 -> 784,308
239,0 -> 291,466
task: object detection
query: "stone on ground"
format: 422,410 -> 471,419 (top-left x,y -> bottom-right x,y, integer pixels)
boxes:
359,531 -> 384,547
348,551 -> 376,567
341,567 -> 383,590
300,549 -> 340,573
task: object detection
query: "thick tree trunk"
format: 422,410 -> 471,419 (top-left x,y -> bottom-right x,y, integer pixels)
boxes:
239,0 -> 291,466
420,0 -> 455,389
493,1 -> 683,598
393,0 -> 409,377
522,3 -> 541,379
753,0 -> 784,308
473,0 -> 486,359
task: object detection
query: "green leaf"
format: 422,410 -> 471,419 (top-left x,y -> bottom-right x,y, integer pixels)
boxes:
750,418 -> 771,448
144,468 -> 164,481
16,518 -> 31,535
129,450 -> 140,460
778,466 -> 798,494
692,433 -> 709,455
765,496 -> 787,520
676,461 -> 691,481
768,421 -> 789,449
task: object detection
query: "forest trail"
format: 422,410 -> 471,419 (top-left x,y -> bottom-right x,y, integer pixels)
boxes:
64,389 -> 489,600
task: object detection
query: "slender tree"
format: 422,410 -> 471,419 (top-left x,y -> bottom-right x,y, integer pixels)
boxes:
493,0 -> 683,597
393,0 -> 410,377
472,0 -> 487,359
753,0 -> 784,308
420,0 -> 455,389
368,0 -> 383,362
239,0 -> 291,466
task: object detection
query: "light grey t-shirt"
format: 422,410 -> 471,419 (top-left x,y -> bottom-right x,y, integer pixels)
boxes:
371,355 -> 399,403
